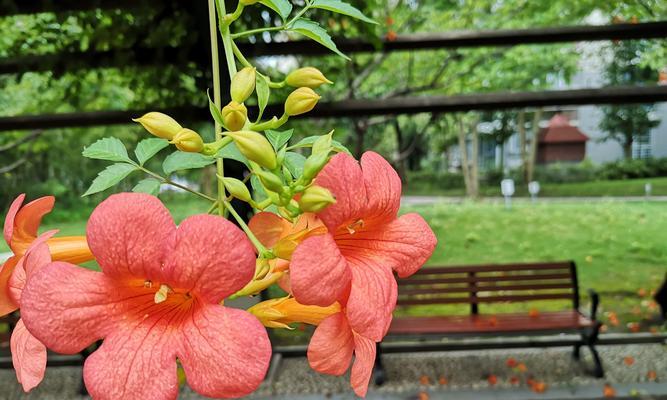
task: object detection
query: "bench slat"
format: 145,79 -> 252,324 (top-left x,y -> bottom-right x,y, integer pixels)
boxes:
412,262 -> 572,275
389,311 -> 591,335
402,273 -> 573,286
398,283 -> 574,296
397,292 -> 574,306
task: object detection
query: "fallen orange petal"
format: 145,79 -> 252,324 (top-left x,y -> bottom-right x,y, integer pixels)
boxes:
623,356 -> 634,366
603,384 -> 616,398
419,375 -> 430,385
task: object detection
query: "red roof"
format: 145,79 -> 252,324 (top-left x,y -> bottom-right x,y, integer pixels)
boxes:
538,114 -> 589,144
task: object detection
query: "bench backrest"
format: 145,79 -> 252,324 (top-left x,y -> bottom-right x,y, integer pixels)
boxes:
397,261 -> 579,314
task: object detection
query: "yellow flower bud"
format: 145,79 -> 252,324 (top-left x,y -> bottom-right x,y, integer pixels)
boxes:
284,87 -> 320,116
298,185 -> 336,213
248,297 -> 341,329
222,177 -> 252,202
301,151 -> 329,182
170,128 -> 204,153
132,112 -> 182,140
286,67 -> 333,88
227,130 -> 277,169
230,67 -> 256,103
255,170 -> 284,194
312,131 -> 333,155
221,101 -> 248,131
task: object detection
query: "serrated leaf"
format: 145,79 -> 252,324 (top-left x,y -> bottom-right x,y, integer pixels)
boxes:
163,151 -> 216,175
215,142 -> 249,166
135,138 -> 169,165
255,74 -> 270,121
290,19 -> 349,60
132,178 -> 161,195
311,0 -> 377,24
82,137 -> 131,162
83,163 -> 136,196
289,135 -> 352,154
260,0 -> 292,20
284,151 -> 306,178
266,129 -> 293,151
208,91 -> 225,127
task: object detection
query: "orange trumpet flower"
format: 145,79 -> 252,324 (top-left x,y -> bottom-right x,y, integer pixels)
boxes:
1,195 -> 93,316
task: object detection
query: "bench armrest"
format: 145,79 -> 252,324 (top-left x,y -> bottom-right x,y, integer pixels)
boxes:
587,288 -> 600,321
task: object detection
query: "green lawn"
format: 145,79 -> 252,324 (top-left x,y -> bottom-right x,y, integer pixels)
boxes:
406,176 -> 667,197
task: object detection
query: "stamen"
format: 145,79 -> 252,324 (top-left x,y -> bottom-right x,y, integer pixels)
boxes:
154,284 -> 172,304
144,280 -> 153,288
346,219 -> 364,234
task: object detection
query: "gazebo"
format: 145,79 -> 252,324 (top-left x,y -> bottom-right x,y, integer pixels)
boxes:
537,113 -> 589,163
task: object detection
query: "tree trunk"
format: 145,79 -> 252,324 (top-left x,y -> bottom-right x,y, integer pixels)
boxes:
623,140 -> 633,159
526,108 -> 543,183
470,119 -> 480,198
353,120 -> 366,158
457,116 -> 472,196
517,111 -> 527,183
393,119 -> 407,181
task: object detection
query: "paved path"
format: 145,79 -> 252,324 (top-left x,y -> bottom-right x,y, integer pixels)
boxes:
401,195 -> 667,206
2,343 -> 665,399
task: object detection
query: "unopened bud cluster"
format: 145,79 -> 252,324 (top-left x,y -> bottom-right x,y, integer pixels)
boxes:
133,112 -> 204,154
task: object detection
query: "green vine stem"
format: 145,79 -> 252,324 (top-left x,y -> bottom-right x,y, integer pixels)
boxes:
208,0 -> 226,216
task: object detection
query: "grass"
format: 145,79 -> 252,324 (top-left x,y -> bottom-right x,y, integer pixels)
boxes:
405,176 -> 667,197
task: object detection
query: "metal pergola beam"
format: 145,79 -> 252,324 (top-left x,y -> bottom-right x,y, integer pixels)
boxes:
0,0 -> 144,16
1,22 -> 666,75
1,86 -> 666,132
238,21 -> 667,56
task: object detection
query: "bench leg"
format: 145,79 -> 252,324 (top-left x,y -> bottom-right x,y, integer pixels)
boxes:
372,342 -> 386,386
577,323 -> 603,378
572,342 -> 582,360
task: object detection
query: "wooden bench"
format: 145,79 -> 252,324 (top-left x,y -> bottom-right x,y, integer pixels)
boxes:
375,261 -> 603,382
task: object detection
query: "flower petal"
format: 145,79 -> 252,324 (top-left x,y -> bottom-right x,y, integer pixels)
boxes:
350,333 -> 376,398
0,256 -> 20,316
83,308 -> 180,400
361,152 -> 402,223
345,259 -> 397,341
290,234 -> 351,307
314,153 -> 367,231
307,313 -> 354,376
86,193 -> 176,279
248,212 -> 291,248
10,319 -> 46,393
12,196 -> 54,245
335,213 -> 437,278
3,194 -> 25,245
20,262 -> 136,353
178,304 -> 271,398
8,231 -> 57,305
163,214 -> 255,303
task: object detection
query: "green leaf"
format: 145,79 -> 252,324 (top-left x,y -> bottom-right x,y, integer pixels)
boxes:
290,19 -> 349,60
83,163 -> 137,196
260,0 -> 292,20
311,0 -> 377,24
135,138 -> 169,165
289,135 -> 352,155
208,91 -> 225,127
266,129 -> 293,151
132,178 -> 161,196
163,151 -> 216,175
250,175 -> 268,202
255,74 -> 270,121
215,142 -> 249,166
284,151 -> 306,178
82,137 -> 131,163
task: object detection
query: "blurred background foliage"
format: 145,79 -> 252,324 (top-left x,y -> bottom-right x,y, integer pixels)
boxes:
0,0 -> 666,206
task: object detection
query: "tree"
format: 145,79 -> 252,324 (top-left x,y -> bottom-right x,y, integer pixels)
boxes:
599,39 -> 660,159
